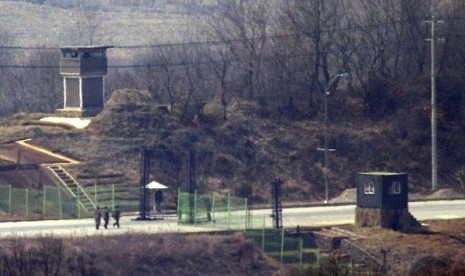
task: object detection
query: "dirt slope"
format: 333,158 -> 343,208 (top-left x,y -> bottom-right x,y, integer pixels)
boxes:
340,219 -> 465,274
0,88 -> 463,205
0,232 -> 288,276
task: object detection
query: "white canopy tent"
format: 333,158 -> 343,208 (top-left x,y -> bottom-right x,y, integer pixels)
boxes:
145,181 -> 168,190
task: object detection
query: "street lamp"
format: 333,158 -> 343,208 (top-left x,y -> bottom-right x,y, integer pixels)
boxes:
317,73 -> 349,204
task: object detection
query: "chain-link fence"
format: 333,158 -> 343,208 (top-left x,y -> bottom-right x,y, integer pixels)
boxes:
0,184 -> 79,219
177,191 -> 249,230
82,184 -> 139,213
0,184 -> 139,220
245,226 -> 305,268
177,190 -> 310,270
2,185 -> 369,272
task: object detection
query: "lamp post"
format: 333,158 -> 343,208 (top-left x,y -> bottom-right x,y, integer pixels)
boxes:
426,1 -> 443,191
318,73 -> 349,204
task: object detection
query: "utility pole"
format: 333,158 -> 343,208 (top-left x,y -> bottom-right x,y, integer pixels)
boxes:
317,73 -> 348,203
425,0 -> 444,191
271,178 -> 283,228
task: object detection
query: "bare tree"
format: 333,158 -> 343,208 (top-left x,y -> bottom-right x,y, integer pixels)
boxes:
0,31 -> 15,116
208,0 -> 269,100
206,44 -> 235,120
4,50 -> 61,114
178,45 -> 212,123
132,44 -> 214,123
74,2 -> 100,45
133,46 -> 187,114
333,0 -> 429,116
281,0 -> 343,116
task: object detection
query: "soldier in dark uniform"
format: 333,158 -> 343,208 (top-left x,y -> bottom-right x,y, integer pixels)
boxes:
113,205 -> 121,228
103,206 -> 110,229
95,206 -> 102,230
155,190 -> 164,213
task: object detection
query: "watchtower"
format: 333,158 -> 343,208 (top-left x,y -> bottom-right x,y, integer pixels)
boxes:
355,172 -> 420,231
59,46 -> 112,117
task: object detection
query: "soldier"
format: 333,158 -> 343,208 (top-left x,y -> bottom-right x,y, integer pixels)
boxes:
113,205 -> 121,228
155,190 -> 163,213
103,206 -> 110,229
95,206 -> 102,230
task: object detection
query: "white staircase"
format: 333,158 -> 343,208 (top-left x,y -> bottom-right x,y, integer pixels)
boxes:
45,165 -> 96,213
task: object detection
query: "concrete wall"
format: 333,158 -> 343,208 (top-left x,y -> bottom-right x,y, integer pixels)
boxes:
82,77 -> 104,108
60,57 -> 107,76
340,239 -> 382,270
313,231 -> 346,251
64,78 -> 80,108
355,207 -> 420,231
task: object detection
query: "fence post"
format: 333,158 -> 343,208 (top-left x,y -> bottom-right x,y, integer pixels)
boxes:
280,227 -> 285,263
316,248 -> 320,271
227,193 -> 231,230
194,189 -> 197,225
299,239 -> 303,272
244,198 -> 248,231
94,182 -> 98,206
177,187 -> 181,222
8,184 -> 12,215
112,184 -> 115,210
25,188 -> 29,219
211,193 -> 215,225
350,258 -> 354,276
58,186 -> 62,220
42,186 -> 46,219
262,217 -> 265,251
77,188 -> 81,219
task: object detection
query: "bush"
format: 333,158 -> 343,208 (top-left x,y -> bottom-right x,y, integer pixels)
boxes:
0,233 -> 284,275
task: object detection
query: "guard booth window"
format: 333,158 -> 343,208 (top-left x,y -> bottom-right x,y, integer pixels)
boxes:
90,52 -> 103,57
389,181 -> 401,194
364,181 -> 375,194
83,52 -> 103,58
63,51 -> 78,58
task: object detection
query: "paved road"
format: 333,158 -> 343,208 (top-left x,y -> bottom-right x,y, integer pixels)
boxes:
0,200 -> 464,237
271,200 -> 465,228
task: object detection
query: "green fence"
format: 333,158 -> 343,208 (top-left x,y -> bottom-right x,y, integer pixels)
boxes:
177,190 -> 249,230
245,226 -> 305,268
0,184 -> 139,220
83,184 -> 139,213
0,184 -> 79,219
177,191 -> 310,270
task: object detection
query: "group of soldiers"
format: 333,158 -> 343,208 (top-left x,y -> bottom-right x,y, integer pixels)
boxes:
95,205 -> 121,229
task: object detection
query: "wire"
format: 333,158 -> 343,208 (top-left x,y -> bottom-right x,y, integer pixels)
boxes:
0,36 -> 430,70
0,17 -> 436,51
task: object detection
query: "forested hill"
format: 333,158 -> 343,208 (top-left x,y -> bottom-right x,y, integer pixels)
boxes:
0,1 -> 465,201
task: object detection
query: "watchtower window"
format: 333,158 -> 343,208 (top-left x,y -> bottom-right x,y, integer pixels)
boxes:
389,181 -> 401,194
89,52 -> 103,57
63,51 -> 78,58
82,52 -> 103,58
364,181 -> 375,194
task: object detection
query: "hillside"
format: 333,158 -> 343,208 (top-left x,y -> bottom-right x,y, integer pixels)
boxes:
0,88 -> 459,206
1,1 -> 465,204
0,1 -> 191,47
340,219 -> 465,275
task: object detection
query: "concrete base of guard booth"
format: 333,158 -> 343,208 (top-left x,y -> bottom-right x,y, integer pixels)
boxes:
355,207 -> 421,231
56,107 -> 103,118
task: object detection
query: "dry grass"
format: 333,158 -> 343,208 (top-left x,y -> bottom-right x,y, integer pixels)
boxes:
339,219 -> 465,275
0,232 -> 287,275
